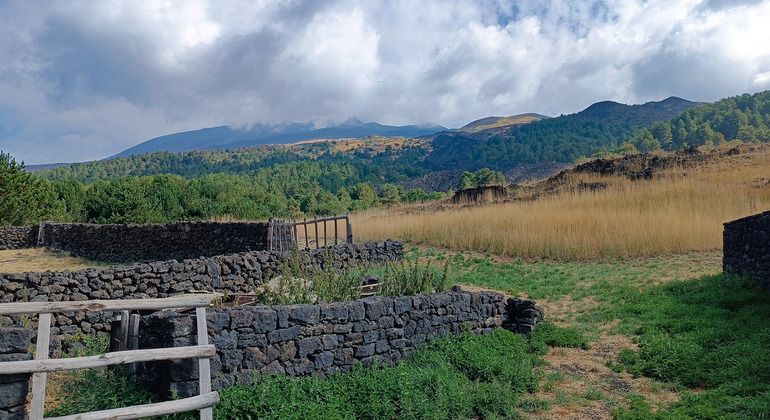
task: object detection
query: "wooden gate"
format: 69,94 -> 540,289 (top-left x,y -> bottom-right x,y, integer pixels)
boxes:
0,295 -> 220,420
268,215 -> 353,251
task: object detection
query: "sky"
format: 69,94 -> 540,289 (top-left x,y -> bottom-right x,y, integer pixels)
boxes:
1,0 -> 770,164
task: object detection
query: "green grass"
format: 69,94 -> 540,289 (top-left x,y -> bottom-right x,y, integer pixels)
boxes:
609,274 -> 770,419
48,325 -> 587,419
431,249 -> 769,419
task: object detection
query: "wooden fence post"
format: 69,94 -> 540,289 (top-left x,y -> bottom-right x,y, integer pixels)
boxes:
128,314 -> 140,374
346,215 -> 353,244
29,313 -> 52,420
196,307 -> 213,420
314,221 -> 319,249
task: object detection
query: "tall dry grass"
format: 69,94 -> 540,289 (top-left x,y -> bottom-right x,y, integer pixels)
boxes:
352,150 -> 770,259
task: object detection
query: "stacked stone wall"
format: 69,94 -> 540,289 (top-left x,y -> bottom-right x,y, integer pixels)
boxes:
0,226 -> 39,250
0,328 -> 33,420
724,211 -> 770,290
0,241 -> 404,352
139,290 -> 542,397
39,222 -> 279,262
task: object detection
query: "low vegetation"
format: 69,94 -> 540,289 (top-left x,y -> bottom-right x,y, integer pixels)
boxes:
354,147 -> 770,259
48,324 -> 588,419
440,249 -> 770,418
255,252 -> 450,305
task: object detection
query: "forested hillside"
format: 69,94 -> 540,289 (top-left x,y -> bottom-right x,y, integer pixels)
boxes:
627,91 -> 770,152
422,96 -> 698,170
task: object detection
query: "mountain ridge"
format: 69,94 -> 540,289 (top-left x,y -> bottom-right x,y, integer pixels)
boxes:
113,120 -> 446,158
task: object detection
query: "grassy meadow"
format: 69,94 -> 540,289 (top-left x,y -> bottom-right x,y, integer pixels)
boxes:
47,249 -> 770,418
353,148 -> 770,259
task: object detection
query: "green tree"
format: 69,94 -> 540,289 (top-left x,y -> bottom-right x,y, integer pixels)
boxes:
380,184 -> 403,206
0,152 -> 64,225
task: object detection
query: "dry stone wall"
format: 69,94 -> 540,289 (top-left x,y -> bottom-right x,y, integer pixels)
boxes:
39,222 -> 278,262
0,328 -> 33,420
724,211 -> 770,290
0,241 -> 404,352
0,226 -> 38,250
139,289 -> 542,398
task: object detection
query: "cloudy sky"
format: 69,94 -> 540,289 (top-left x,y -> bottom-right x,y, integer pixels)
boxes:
1,0 -> 770,164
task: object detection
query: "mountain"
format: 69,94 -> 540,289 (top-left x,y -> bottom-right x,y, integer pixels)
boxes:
42,95 -> 711,186
421,96 -> 700,170
113,119 -> 445,158
459,113 -> 549,133
578,96 -> 699,125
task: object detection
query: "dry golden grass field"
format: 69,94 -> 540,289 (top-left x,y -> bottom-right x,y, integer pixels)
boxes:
0,248 -> 99,273
353,146 -> 770,259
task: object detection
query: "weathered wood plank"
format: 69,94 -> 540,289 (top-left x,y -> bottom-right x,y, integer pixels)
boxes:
44,391 -> 220,420
119,310 -> 130,351
0,294 -> 218,315
196,307 -> 213,420
346,215 -> 353,243
29,313 -> 52,420
127,314 -> 141,374
1,345 -> 215,375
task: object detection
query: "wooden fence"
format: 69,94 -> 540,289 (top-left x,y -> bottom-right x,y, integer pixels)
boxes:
268,215 -> 353,251
0,295 -> 221,420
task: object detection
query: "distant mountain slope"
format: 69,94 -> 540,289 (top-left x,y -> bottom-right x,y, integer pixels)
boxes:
113,119 -> 445,158
422,96 -> 700,170
459,113 -> 548,133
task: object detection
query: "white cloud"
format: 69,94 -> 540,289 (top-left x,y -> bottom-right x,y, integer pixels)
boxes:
1,0 -> 770,163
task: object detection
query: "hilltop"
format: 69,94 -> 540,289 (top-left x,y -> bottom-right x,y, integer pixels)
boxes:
458,113 -> 548,133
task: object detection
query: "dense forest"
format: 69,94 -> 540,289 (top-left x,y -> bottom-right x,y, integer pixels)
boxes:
2,151 -> 457,224
41,142 -> 431,183
627,91 -> 770,152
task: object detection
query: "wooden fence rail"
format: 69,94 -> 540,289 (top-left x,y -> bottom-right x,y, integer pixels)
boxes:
0,294 -> 221,420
